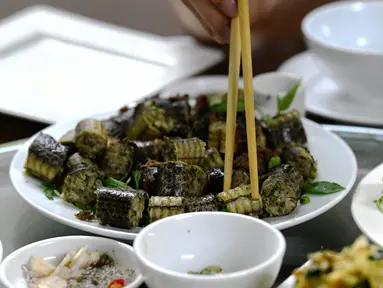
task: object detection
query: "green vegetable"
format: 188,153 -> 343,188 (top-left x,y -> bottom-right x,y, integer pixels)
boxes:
300,195 -> 311,204
207,93 -> 224,107
75,203 -> 97,214
221,208 -> 230,212
302,181 -> 345,195
103,177 -> 129,189
132,170 -> 141,189
268,156 -> 281,170
277,81 -> 301,114
210,99 -> 245,113
42,182 -> 61,200
188,266 -> 223,275
373,195 -> 383,213
139,215 -> 151,227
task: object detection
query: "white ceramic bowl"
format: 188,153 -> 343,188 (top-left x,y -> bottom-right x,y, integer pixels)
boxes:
302,1 -> 383,101
134,212 -> 286,288
0,236 -> 143,288
160,73 -> 305,116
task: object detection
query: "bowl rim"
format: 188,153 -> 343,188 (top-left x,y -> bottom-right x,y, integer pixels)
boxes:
0,235 -> 143,288
302,0 -> 383,56
133,212 -> 286,281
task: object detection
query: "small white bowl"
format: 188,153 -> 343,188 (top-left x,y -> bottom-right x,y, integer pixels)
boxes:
134,212 -> 286,288
159,74 -> 305,116
0,236 -> 143,288
302,1 -> 383,101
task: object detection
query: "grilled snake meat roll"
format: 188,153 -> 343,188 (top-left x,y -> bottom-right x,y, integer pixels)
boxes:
264,109 -> 307,149
25,133 -> 69,183
192,95 -> 211,142
157,161 -> 208,197
203,147 -> 223,171
75,119 -> 108,159
96,187 -> 148,229
149,196 -> 185,222
217,185 -> 262,216
127,139 -> 164,164
233,146 -> 273,175
154,95 -> 191,124
101,138 -> 134,180
231,169 -> 250,188
207,168 -> 224,195
235,114 -> 266,150
261,164 -> 304,216
163,137 -> 206,164
185,194 -> 218,212
59,129 -> 77,156
140,161 -> 161,196
125,103 -> 175,141
208,120 -> 248,154
208,121 -> 227,153
61,153 -> 103,206
102,108 -> 134,139
279,143 -> 317,181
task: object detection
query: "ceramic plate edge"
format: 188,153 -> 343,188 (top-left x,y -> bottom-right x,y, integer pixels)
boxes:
351,162 -> 383,245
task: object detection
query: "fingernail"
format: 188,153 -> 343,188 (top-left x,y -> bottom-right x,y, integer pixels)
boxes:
222,0 -> 237,17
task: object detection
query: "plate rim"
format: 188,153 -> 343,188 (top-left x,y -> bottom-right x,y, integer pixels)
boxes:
278,51 -> 383,126
351,162 -> 383,245
9,115 -> 357,239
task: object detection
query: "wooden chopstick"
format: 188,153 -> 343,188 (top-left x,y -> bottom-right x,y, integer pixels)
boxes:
223,17 -> 241,191
238,0 -> 261,202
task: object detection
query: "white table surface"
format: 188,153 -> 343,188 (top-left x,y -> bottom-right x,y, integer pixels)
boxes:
0,148 -> 97,261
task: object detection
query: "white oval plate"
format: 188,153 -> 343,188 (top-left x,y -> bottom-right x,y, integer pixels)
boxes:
0,235 -> 143,288
10,110 -> 357,240
352,163 -> 383,246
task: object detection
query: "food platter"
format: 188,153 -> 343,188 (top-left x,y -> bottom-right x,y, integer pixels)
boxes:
10,99 -> 357,240
352,163 -> 383,246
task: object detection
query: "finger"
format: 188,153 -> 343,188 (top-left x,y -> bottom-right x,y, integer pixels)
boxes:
182,0 -> 231,43
211,0 -> 238,17
181,0 -> 215,37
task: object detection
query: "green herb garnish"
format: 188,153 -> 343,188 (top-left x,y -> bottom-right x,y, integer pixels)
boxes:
132,170 -> 141,189
373,195 -> 383,213
268,156 -> 281,170
188,266 -> 223,275
277,81 -> 301,114
207,93 -> 225,107
300,195 -> 311,204
103,177 -> 129,189
221,208 -> 230,212
75,203 -> 96,214
210,99 -> 246,113
42,182 -> 61,200
302,181 -> 345,195
139,214 -> 151,227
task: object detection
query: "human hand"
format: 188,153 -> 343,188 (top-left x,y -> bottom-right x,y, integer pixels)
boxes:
176,0 -> 331,43
180,0 -> 238,44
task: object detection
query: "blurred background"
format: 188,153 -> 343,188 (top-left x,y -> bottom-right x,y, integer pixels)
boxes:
0,0 -> 308,144
0,0 -> 183,36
